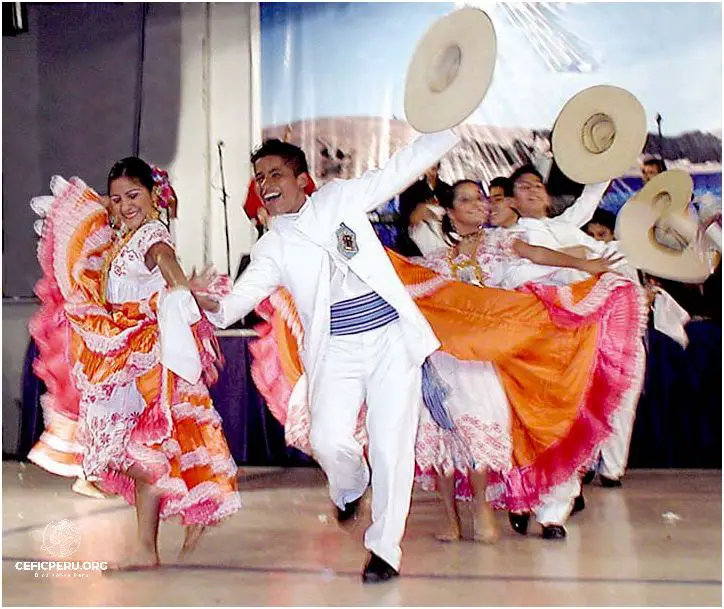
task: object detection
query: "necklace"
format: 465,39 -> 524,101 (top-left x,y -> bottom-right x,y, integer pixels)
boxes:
458,226 -> 485,241
98,219 -> 151,305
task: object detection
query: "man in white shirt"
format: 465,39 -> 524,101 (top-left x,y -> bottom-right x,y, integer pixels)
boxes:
497,164 -> 628,540
195,131 -> 460,582
582,211 -> 689,487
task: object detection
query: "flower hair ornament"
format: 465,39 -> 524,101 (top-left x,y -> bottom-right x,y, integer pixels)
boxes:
151,166 -> 178,219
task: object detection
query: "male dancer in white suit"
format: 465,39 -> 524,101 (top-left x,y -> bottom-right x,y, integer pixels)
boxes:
195,130 -> 460,583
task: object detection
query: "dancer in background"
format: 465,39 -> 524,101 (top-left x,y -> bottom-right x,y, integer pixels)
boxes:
583,206 -> 690,487
411,180 -> 621,542
29,159 -> 240,569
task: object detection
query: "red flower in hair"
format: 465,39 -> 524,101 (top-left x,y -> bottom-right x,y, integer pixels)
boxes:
151,166 -> 178,218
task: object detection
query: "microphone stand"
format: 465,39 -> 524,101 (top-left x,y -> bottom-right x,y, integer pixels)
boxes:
217,141 -> 231,276
655,113 -> 664,162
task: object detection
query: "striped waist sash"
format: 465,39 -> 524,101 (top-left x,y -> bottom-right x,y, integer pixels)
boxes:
330,292 -> 399,336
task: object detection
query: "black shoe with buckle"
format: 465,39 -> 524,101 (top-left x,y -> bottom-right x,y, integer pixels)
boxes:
362,552 -> 399,584
542,524 -> 567,540
600,476 -> 622,488
335,496 -> 362,524
508,512 -> 530,536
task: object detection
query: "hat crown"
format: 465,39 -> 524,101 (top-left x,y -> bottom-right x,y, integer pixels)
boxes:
581,113 -> 615,154
428,44 -> 462,93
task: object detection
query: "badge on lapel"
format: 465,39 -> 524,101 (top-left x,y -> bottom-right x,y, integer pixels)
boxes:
335,223 -> 359,259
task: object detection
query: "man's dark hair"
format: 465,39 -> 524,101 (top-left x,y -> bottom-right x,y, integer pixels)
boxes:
586,207 -> 617,233
509,164 -> 544,188
488,176 -> 512,197
251,139 -> 309,176
643,157 -> 667,173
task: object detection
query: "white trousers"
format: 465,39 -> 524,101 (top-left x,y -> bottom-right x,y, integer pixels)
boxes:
309,321 -> 422,570
595,342 -> 647,480
535,474 -> 581,526
598,399 -> 638,479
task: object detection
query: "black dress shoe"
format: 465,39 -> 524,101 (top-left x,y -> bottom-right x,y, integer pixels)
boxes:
582,469 -> 596,485
362,553 -> 399,584
542,524 -> 567,540
336,496 -> 362,524
571,492 -> 585,515
508,512 -> 530,536
600,476 -> 622,488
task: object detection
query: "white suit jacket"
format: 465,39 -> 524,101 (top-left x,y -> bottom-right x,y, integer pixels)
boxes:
207,129 -> 460,388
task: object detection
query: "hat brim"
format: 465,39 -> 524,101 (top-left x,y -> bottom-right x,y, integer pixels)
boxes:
405,8 -> 496,133
616,169 -> 711,283
552,85 -> 647,184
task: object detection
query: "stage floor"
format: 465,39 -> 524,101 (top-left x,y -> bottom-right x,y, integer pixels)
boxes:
2,463 -> 721,607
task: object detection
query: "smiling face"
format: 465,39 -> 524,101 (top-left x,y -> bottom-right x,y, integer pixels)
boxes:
254,155 -> 308,216
109,176 -> 154,232
511,172 -> 550,218
489,187 -> 518,228
447,182 -> 488,233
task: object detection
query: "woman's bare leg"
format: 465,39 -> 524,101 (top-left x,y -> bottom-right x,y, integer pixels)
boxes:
470,469 -> 498,544
435,473 -> 461,542
106,465 -> 161,571
179,524 -> 207,559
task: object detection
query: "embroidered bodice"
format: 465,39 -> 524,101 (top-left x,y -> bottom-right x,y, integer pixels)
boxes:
106,221 -> 174,304
417,228 -> 521,288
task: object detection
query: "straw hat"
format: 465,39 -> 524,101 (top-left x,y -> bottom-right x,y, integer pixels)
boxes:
616,169 -> 713,283
405,7 -> 496,133
552,85 -> 647,184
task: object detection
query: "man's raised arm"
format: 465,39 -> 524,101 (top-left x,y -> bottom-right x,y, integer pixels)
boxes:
343,130 -> 460,213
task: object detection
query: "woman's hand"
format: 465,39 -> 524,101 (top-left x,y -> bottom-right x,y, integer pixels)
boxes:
580,252 -> 624,275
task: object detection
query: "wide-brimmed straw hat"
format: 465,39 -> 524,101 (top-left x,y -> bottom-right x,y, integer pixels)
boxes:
552,85 -> 647,184
405,7 -> 496,133
616,169 -> 713,283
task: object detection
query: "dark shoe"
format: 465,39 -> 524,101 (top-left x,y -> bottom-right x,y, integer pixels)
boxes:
600,476 -> 622,488
508,512 -> 530,536
582,469 -> 596,485
336,496 -> 362,524
571,492 -> 586,516
542,524 -> 567,540
362,553 -> 399,584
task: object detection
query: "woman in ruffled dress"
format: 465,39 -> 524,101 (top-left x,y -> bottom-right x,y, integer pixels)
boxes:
411,180 -> 628,543
28,158 -> 240,569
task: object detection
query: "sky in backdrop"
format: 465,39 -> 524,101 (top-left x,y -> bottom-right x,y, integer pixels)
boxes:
260,1 -> 722,135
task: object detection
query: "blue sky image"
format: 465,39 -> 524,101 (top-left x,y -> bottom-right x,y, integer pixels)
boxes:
260,2 -> 722,135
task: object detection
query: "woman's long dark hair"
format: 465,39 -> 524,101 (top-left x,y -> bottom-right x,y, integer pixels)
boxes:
440,179 -> 482,245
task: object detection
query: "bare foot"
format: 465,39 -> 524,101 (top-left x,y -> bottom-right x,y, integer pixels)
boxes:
178,525 -> 207,559
473,506 -> 498,544
435,521 -> 462,542
104,548 -> 160,573
71,478 -> 109,499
